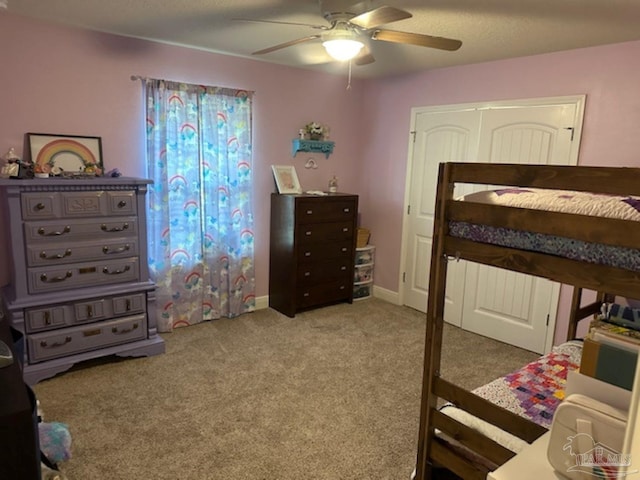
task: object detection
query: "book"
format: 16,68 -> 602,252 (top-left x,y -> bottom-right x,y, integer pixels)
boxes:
589,319 -> 640,345
592,331 -> 640,353
580,337 -> 638,391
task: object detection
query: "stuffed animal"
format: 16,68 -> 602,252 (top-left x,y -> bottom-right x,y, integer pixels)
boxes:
37,401 -> 71,480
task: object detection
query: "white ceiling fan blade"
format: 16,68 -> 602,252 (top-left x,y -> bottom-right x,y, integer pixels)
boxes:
252,35 -> 322,55
372,29 -> 462,51
234,18 -> 328,30
349,6 -> 412,30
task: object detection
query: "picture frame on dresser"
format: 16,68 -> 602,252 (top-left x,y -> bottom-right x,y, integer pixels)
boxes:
26,132 -> 104,176
271,165 -> 302,194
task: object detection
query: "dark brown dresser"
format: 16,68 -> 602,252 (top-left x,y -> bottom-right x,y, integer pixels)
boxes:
269,193 -> 358,317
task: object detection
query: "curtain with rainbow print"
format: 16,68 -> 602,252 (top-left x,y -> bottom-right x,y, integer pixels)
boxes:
144,79 -> 255,332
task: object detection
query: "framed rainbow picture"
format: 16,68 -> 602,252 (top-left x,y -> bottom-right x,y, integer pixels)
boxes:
27,133 -> 103,176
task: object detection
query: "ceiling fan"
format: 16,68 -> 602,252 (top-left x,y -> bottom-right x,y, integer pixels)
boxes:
236,2 -> 462,65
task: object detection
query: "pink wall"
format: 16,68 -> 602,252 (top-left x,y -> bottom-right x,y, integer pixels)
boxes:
360,40 -> 640,344
0,13 -> 366,296
2,11 -> 639,345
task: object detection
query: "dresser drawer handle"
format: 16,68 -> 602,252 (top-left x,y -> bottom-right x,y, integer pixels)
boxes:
305,231 -> 312,236
103,265 -> 131,275
342,227 -> 349,232
304,272 -> 311,277
35,202 -> 46,211
40,249 -> 72,260
341,247 -> 347,252
103,244 -> 131,255
117,200 -> 127,208
341,266 -> 347,271
343,208 -> 350,213
40,271 -> 72,283
40,336 -> 72,348
38,225 -> 71,236
303,292 -> 310,297
43,310 -> 51,325
339,285 -> 346,290
112,322 -> 139,335
101,222 -> 129,232
304,252 -> 311,257
306,209 -> 313,215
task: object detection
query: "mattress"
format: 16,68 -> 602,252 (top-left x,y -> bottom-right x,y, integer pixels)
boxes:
437,341 -> 583,468
449,188 -> 640,271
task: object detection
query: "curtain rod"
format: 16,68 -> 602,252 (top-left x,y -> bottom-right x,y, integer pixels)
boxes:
130,75 -> 255,95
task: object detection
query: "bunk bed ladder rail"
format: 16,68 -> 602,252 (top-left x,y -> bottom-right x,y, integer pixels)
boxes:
415,162 -> 452,480
430,377 -> 547,478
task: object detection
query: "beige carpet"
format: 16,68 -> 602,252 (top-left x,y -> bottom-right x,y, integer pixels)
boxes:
33,298 -> 539,480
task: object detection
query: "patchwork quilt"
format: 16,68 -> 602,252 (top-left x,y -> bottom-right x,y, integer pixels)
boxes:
471,341 -> 582,429
439,341 -> 583,456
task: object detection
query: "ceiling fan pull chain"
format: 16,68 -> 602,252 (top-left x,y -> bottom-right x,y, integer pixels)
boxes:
347,60 -> 352,90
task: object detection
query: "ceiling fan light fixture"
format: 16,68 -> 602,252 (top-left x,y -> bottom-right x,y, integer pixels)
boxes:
322,38 -> 364,61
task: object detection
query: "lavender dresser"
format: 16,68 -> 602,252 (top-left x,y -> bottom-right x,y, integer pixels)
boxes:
0,177 -> 165,385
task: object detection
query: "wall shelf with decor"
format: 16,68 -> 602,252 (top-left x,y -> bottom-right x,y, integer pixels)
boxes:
292,139 -> 335,159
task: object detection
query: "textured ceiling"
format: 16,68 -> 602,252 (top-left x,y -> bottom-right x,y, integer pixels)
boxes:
5,0 -> 640,78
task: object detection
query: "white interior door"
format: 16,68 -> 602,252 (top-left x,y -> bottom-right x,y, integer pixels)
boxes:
403,109 -> 480,326
401,97 -> 584,353
460,104 -> 579,353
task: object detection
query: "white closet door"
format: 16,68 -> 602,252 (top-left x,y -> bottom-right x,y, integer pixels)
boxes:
460,104 -> 579,353
403,108 -> 480,326
402,97 -> 584,354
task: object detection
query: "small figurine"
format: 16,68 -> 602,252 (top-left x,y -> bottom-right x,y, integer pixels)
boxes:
1,148 -> 22,178
3,147 -> 20,163
304,122 -> 327,141
33,162 -> 51,178
328,175 -> 338,193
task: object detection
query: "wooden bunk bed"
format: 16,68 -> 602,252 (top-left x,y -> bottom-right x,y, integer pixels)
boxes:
415,162 -> 640,480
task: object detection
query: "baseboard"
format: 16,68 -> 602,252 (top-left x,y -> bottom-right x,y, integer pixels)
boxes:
255,295 -> 269,310
256,285 -> 400,311
372,285 -> 400,305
